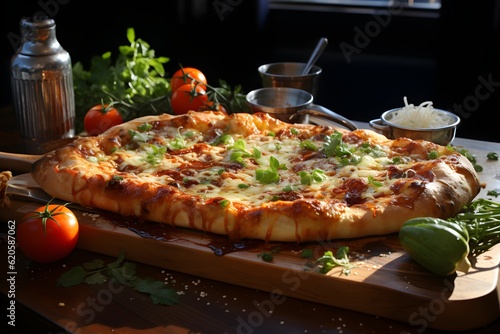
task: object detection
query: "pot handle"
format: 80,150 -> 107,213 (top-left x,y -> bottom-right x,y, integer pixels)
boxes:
291,105 -> 358,131
369,119 -> 388,132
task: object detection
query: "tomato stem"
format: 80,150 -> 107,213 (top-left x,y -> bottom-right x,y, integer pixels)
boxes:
21,199 -> 72,236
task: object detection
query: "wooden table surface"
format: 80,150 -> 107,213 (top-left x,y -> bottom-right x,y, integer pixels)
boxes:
1,106 -> 500,334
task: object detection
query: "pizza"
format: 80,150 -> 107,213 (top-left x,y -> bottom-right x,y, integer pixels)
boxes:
31,111 -> 482,242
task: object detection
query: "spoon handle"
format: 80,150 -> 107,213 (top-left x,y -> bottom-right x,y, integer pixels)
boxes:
302,37 -> 328,75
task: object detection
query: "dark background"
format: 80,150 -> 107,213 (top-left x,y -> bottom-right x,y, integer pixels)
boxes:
1,0 -> 499,142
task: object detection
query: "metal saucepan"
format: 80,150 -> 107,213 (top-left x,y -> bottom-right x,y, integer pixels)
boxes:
369,108 -> 460,145
246,87 -> 357,131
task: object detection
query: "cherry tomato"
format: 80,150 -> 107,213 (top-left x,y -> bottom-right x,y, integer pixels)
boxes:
171,83 -> 209,115
170,67 -> 207,93
84,103 -> 124,136
17,202 -> 79,263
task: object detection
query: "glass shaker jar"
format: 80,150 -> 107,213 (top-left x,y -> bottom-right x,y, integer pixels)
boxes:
10,16 -> 75,141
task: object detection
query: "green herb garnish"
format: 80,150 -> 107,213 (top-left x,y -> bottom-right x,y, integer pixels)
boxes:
428,150 -> 439,159
258,247 -> 281,262
314,246 -> 353,275
57,251 -> 178,306
144,144 -> 167,165
487,152 -> 499,160
300,139 -> 317,151
255,156 -> 285,184
455,147 -> 483,172
299,169 -> 327,185
368,175 -> 383,187
212,134 -> 234,146
229,139 -> 253,164
128,129 -> 150,143
72,28 -> 170,132
167,128 -> 188,150
449,198 -> 500,257
487,190 -> 500,197
323,131 -> 351,158
137,122 -> 153,132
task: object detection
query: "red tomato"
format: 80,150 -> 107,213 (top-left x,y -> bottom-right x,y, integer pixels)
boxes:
17,202 -> 79,263
170,67 -> 207,93
84,103 -> 124,136
171,83 -> 209,115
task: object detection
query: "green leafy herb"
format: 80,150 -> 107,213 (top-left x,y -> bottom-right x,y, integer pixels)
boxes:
338,154 -> 362,167
137,122 -> 153,132
73,28 -> 249,134
428,150 -> 439,159
229,139 -> 253,164
367,175 -> 383,187
487,189 -> 500,197
299,169 -> 327,185
283,184 -> 299,192
313,246 -> 353,275
57,251 -> 178,306
211,134 -> 234,146
323,131 -> 351,158
300,139 -> 317,151
449,198 -> 500,257
129,129 -> 150,143
167,128 -> 188,150
358,142 -> 385,157
487,152 -> 499,160
144,145 -> 167,165
301,248 -> 314,259
253,147 -> 262,159
72,28 -> 170,132
455,147 -> 483,172
255,156 -> 286,184
258,247 -> 281,262
392,156 -> 402,164
206,79 -> 251,114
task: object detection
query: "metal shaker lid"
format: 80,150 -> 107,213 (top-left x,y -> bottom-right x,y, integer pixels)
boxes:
18,15 -> 63,56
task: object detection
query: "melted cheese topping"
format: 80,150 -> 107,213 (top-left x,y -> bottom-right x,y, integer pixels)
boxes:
77,121 -> 443,207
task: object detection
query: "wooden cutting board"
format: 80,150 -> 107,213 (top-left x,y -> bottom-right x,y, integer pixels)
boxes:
3,136 -> 500,331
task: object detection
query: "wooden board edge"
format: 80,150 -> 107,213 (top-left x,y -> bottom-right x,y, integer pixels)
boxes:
77,222 -> 500,331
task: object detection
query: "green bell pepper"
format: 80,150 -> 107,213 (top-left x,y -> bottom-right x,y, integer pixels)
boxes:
399,217 -> 471,276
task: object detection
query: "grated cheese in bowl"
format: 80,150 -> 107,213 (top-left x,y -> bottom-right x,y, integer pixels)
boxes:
387,97 -> 453,129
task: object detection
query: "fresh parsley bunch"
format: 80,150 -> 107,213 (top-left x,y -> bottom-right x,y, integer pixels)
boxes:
72,27 -> 170,133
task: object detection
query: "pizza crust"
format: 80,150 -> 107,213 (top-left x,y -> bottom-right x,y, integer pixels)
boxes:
32,111 -> 481,242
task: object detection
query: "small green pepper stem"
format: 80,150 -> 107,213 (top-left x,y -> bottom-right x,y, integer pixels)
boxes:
456,256 -> 472,274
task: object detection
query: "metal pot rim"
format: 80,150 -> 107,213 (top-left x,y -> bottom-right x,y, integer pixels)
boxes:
380,108 -> 460,131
